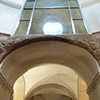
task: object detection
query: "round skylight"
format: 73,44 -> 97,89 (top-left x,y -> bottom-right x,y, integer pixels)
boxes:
43,22 -> 63,35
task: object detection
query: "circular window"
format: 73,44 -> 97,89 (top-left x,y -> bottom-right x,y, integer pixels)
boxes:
43,22 -> 63,35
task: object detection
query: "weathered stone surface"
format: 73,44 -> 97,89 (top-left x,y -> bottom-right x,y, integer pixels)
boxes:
0,73 -> 13,93
0,34 -> 100,65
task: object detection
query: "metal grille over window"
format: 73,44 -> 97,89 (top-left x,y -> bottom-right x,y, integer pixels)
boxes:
15,0 -> 88,35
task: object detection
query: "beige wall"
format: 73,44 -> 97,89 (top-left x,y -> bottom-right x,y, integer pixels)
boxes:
89,82 -> 100,100
78,77 -> 89,100
13,76 -> 25,100
0,84 -> 11,100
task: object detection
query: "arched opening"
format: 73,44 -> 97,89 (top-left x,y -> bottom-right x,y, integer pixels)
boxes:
13,64 -> 88,100
0,40 -> 99,100
23,64 -> 79,100
27,84 -> 74,100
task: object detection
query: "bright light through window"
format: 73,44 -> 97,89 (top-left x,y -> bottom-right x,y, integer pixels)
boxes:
43,22 -> 63,35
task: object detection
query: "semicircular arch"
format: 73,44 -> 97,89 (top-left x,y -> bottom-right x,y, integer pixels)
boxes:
25,83 -> 76,100
1,40 -> 99,86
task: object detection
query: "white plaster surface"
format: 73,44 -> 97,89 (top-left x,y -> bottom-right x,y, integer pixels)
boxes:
0,0 -> 100,34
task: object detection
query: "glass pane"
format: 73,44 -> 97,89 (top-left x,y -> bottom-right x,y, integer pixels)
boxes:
21,10 -> 32,20
71,8 -> 82,19
29,9 -> 72,34
36,0 -> 67,8
69,0 -> 78,7
74,20 -> 87,34
25,1 -> 34,8
16,21 -> 29,34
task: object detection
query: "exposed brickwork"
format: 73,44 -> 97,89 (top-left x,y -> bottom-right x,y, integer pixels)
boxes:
0,34 -> 100,65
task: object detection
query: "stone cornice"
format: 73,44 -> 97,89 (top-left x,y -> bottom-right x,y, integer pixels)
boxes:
0,73 -> 13,93
82,0 -> 100,8
0,32 -> 10,37
87,72 -> 100,94
0,34 -> 100,65
0,0 -> 21,9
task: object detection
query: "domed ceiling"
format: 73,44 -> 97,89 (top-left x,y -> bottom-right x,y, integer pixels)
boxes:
0,0 -> 100,34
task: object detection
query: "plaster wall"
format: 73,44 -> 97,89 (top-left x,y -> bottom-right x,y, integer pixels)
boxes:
0,0 -> 26,35
0,84 -> 11,100
78,78 -> 89,100
89,82 -> 100,100
0,0 -> 100,34
13,76 -> 25,100
82,2 -> 100,33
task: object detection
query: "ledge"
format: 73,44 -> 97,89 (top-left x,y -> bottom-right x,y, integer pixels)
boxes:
0,34 -> 100,66
0,0 -> 21,9
92,31 -> 100,34
0,32 -> 10,37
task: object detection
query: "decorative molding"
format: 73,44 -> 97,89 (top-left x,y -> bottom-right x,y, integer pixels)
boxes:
26,84 -> 77,100
92,31 -> 100,34
0,0 -> 21,9
0,73 -> 13,94
82,0 -> 100,8
0,32 -> 10,37
30,94 -> 45,100
87,72 -> 100,94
